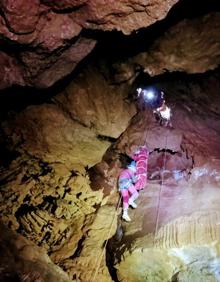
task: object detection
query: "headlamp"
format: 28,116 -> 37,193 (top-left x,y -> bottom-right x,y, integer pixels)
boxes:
143,90 -> 155,101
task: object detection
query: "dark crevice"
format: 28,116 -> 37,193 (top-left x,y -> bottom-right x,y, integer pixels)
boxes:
82,0 -> 220,60
106,222 -> 122,282
69,235 -> 86,259
97,134 -> 117,143
15,204 -> 36,218
48,3 -> 87,14
148,147 -> 194,182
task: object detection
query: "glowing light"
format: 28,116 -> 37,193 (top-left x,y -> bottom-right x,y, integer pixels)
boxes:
136,86 -> 164,108
143,90 -> 155,100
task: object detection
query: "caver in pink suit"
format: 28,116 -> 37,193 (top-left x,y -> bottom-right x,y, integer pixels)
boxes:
132,146 -> 149,191
118,161 -> 138,210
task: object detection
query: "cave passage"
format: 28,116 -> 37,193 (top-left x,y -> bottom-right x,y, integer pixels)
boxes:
0,0 -> 219,281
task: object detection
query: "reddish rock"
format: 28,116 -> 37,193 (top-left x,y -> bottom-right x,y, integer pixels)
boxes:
115,12 -> 220,82
0,51 -> 24,89
0,0 -> 40,34
41,0 -> 88,11
22,37 -> 96,88
0,0 -> 179,89
34,12 -> 82,52
73,0 -> 178,34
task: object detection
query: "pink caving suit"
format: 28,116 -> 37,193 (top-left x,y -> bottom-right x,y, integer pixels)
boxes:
118,167 -> 138,209
132,147 -> 149,191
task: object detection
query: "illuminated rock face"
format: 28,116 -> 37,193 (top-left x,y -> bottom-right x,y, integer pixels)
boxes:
0,64 -> 135,281
114,188 -> 220,282
1,66 -> 220,281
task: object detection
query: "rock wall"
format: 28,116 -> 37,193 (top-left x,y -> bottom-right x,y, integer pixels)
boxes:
0,63 -> 135,280
0,6 -> 220,281
0,0 -> 178,89
113,12 -> 220,83
0,222 -> 71,282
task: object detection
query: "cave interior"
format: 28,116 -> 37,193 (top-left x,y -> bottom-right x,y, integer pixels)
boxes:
0,0 -> 220,281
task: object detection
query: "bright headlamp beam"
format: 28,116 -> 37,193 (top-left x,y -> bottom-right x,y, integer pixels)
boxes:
143,90 -> 155,100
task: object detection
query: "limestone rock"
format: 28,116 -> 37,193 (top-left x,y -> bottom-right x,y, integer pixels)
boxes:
55,66 -> 136,138
73,0 -> 178,34
0,159 -> 104,260
114,12 -> 220,83
113,173 -> 220,282
0,0 -> 179,88
62,205 -> 117,282
2,103 -> 110,167
0,222 -> 71,282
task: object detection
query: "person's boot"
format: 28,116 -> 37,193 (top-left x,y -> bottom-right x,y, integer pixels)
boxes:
122,209 -> 131,222
128,198 -> 137,209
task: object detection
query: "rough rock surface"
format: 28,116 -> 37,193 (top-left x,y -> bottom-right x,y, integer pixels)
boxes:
104,71 -> 220,281
0,0 -> 178,89
72,0 -> 178,34
113,12 -> 220,83
2,65 -> 135,167
0,49 -> 220,282
113,175 -> 220,282
0,63 -> 136,280
0,222 -> 71,281
62,205 -> 117,282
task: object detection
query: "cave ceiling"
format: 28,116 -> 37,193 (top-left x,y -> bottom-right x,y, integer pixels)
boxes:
0,1 -> 220,282
0,0 -> 219,89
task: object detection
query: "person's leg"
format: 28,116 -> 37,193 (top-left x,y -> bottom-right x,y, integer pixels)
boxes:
128,185 -> 139,208
134,174 -> 147,191
121,189 -> 131,221
134,178 -> 142,191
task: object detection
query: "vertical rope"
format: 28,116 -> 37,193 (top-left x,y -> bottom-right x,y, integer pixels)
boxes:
154,135 -> 168,243
91,108 -> 164,282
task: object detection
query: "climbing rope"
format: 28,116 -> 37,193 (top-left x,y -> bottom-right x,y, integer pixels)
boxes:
91,108 -> 167,282
90,194 -> 122,282
154,135 -> 168,243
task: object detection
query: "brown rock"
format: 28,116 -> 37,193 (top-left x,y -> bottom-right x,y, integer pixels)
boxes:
0,0 -> 179,88
2,103 -> 110,167
23,37 -> 96,88
73,0 -> 178,34
0,0 -> 40,34
41,0 -> 88,11
0,222 -> 71,282
113,166 -> 220,281
115,12 -> 220,82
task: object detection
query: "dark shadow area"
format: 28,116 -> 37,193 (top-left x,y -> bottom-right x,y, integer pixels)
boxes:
0,43 -> 96,121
